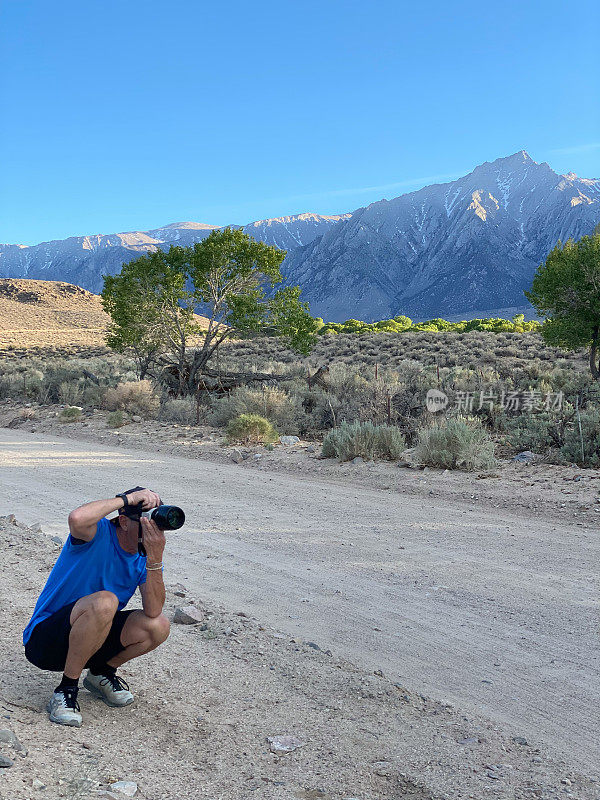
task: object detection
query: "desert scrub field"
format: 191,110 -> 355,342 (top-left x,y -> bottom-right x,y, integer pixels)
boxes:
217,330 -> 588,377
1,330 -> 598,467
0,354 -> 137,408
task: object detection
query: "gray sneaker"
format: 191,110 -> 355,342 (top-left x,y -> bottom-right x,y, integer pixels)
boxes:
47,689 -> 82,727
83,671 -> 134,707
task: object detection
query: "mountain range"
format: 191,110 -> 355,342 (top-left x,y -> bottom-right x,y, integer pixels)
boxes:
1,152 -> 598,321
0,213 -> 350,302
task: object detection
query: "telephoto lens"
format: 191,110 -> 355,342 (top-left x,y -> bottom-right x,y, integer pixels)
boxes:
145,505 -> 185,531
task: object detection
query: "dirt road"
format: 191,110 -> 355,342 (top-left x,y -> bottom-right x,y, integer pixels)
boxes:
1,428 -> 598,773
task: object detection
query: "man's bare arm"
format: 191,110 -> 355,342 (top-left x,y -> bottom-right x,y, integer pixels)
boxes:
139,570 -> 166,618
68,497 -> 125,541
68,489 -> 161,541
139,516 -> 166,617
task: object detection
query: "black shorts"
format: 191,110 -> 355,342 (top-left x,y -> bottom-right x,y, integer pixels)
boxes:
24,601 -> 135,673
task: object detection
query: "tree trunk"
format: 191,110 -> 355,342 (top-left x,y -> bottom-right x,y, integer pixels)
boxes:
176,345 -> 188,396
590,326 -> 600,381
187,348 -> 212,393
200,368 -> 293,384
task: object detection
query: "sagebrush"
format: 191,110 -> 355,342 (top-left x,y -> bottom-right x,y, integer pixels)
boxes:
322,421 -> 405,461
561,409 -> 600,466
208,386 -> 304,434
107,410 -> 126,428
1,329 -> 597,466
414,417 -> 497,471
60,406 -> 82,423
226,413 -> 278,444
103,380 -> 159,418
160,396 -> 197,425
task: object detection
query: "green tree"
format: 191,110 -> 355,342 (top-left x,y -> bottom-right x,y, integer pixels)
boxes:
340,319 -> 370,334
393,314 -> 413,330
102,248 -> 197,385
102,227 -> 317,393
525,233 -> 600,379
268,286 -> 317,355
373,319 -> 400,331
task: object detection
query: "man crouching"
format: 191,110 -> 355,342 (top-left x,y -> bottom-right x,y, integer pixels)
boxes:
22,487 -> 170,727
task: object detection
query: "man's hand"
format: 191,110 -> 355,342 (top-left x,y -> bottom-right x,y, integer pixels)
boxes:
141,516 -> 166,563
126,488 -> 161,510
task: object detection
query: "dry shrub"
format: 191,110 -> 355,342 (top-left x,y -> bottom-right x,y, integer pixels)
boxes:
208,386 -> 303,434
0,373 -> 24,400
160,396 -> 197,425
226,413 -> 278,444
414,417 -> 496,471
103,380 -> 159,418
58,379 -> 84,406
298,388 -> 342,433
322,421 -> 405,462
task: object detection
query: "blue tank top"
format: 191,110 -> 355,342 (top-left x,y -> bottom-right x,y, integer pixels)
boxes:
23,517 -> 147,645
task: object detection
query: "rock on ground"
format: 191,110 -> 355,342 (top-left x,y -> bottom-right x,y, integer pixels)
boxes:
172,605 -> 204,625
109,780 -> 138,796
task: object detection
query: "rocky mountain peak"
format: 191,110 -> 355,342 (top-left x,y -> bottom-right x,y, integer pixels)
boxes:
1,153 -> 598,322
282,153 -> 600,321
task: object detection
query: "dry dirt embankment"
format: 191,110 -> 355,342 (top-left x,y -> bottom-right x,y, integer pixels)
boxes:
0,428 -> 598,800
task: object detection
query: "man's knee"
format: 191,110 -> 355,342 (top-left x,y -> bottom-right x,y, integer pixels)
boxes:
89,591 -> 119,620
147,613 -> 170,644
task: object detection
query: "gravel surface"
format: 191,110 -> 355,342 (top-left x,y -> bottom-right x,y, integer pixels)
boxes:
0,421 -> 598,799
0,517 -> 597,800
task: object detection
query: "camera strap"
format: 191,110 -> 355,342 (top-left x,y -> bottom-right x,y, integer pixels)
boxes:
137,523 -> 146,558
126,499 -> 146,558
116,489 -> 149,558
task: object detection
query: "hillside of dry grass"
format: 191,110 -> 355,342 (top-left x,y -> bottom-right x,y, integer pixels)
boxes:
0,279 -> 111,354
0,279 -> 212,357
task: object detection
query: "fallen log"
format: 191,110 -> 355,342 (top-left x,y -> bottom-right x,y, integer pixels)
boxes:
162,363 -> 330,396
82,369 -> 100,384
200,368 -> 294,383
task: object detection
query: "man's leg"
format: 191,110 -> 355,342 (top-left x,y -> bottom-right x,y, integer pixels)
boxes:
82,611 -> 169,708
64,591 -> 119,678
46,591 -> 118,727
107,611 -> 170,668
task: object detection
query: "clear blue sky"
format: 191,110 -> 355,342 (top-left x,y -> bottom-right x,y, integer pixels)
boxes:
1,0 -> 598,245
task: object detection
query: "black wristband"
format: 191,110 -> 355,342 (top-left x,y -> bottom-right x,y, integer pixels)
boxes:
115,493 -> 129,509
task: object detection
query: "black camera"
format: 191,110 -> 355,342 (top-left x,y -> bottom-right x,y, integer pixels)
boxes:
141,505 -> 185,531
119,487 -> 185,532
